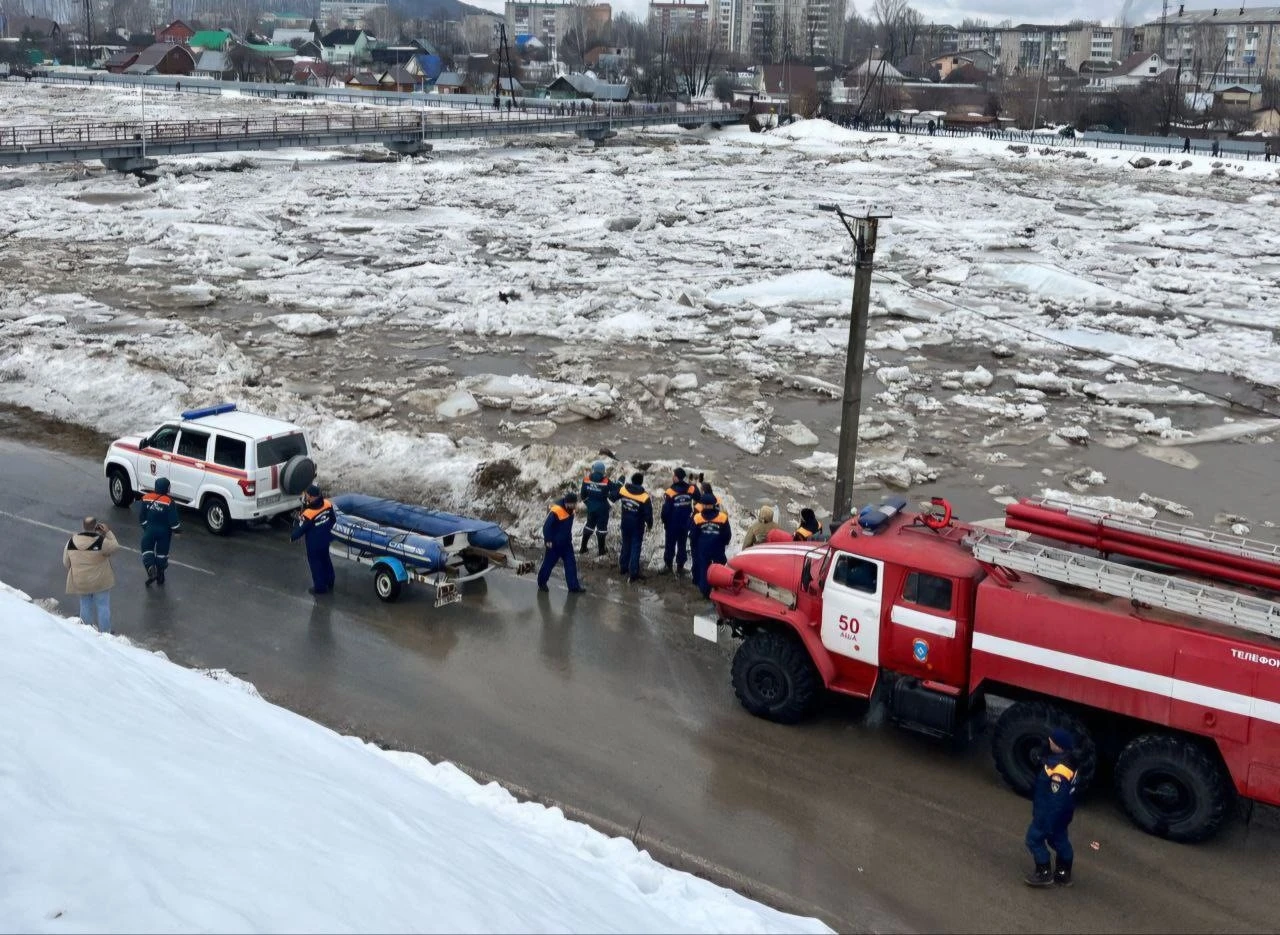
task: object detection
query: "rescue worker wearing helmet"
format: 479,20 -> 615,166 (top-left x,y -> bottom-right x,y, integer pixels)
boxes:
1024,727 -> 1078,888
138,477 -> 181,586
579,461 -> 617,557
690,496 -> 732,599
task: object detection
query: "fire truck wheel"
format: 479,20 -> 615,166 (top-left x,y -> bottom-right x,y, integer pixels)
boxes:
731,628 -> 820,724
1115,734 -> 1231,843
991,700 -> 1096,798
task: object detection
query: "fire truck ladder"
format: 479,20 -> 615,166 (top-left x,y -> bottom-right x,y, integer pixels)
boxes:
968,531 -> 1280,640
1026,496 -> 1280,565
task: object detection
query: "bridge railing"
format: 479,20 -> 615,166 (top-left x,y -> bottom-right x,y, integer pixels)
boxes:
0,105 -> 744,151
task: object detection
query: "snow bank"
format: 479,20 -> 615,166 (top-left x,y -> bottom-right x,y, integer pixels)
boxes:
0,584 -> 828,935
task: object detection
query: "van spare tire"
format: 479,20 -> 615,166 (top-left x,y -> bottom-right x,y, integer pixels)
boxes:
280,455 -> 317,496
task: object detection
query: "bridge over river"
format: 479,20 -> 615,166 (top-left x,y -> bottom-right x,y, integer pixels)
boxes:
0,104 -> 744,172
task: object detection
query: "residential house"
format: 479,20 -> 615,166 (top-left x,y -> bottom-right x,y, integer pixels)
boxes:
930,51 -> 993,80
760,64 -> 833,99
195,50 -> 234,79
154,21 -> 195,45
432,71 -> 466,93
943,63 -> 989,85
272,28 -> 317,48
320,28 -> 370,64
849,58 -> 905,86
497,75 -> 525,96
3,16 -> 59,41
346,70 -> 381,90
544,74 -> 626,101
293,61 -> 335,85
585,45 -> 631,79
188,30 -> 232,52
125,42 -> 196,75
1214,83 -> 1263,111
295,39 -> 325,59
1088,51 -> 1173,90
379,66 -> 419,91
1252,106 -> 1280,133
103,49 -> 140,73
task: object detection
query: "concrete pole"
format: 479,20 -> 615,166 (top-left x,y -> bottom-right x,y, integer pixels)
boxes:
823,206 -> 888,526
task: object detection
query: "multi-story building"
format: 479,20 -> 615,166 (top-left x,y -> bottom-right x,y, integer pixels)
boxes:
957,25 -> 1001,59
1134,5 -> 1280,81
736,0 -> 843,60
649,0 -> 709,35
504,1 -> 612,61
319,2 -> 387,30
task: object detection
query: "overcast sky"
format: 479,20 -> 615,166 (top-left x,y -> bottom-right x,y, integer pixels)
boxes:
470,0 -> 1271,29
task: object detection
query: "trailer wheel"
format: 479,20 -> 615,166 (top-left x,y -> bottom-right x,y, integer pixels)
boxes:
1115,734 -> 1231,842
992,700 -> 1096,798
462,553 -> 490,575
731,628 -> 820,724
373,566 -> 403,602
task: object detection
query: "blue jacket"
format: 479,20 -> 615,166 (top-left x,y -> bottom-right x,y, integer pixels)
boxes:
614,483 -> 653,532
1032,751 -> 1078,826
691,507 -> 732,558
138,493 -> 181,537
542,499 -> 576,549
291,498 -> 336,554
661,479 -> 698,529
580,469 -> 615,516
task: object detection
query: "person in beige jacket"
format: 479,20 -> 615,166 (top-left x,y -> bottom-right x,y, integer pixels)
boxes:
741,505 -> 783,548
64,516 -> 120,633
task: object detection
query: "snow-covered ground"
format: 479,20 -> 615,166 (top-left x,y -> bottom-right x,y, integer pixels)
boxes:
0,581 -> 828,934
2,82 -> 1280,555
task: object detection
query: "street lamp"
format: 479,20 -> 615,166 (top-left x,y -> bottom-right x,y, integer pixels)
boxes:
819,203 -> 892,525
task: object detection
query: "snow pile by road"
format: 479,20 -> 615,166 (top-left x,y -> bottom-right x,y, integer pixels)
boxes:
0,583 -> 829,934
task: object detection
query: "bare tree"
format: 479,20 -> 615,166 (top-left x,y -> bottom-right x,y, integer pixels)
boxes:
871,0 -> 922,64
670,20 -> 720,98
844,5 -> 875,66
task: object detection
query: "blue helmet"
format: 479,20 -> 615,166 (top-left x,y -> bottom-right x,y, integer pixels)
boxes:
590,460 -> 606,481
154,477 -> 170,494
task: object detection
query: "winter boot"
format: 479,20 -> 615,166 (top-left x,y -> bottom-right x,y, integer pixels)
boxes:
1053,860 -> 1072,887
596,532 -> 607,556
144,566 -> 156,587
156,568 -> 165,586
579,530 -> 591,554
1024,864 -> 1053,887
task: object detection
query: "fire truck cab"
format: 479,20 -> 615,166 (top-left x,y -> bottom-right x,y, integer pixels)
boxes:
702,496 -> 1280,843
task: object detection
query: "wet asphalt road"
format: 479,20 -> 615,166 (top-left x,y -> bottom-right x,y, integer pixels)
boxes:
3,438 -> 1279,934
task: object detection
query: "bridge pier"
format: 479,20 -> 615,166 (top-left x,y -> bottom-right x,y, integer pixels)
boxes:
575,127 -> 618,145
385,139 -> 433,157
102,156 -> 160,174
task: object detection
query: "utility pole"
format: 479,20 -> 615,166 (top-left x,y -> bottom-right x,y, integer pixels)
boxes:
820,203 -> 891,525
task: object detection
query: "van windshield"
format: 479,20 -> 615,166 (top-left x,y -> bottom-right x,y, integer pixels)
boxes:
256,433 -> 308,467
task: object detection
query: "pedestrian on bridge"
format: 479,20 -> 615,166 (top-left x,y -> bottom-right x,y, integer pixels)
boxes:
1024,728 -> 1078,888
538,491 -> 585,593
64,516 -> 120,633
614,472 -> 653,583
139,477 -> 181,587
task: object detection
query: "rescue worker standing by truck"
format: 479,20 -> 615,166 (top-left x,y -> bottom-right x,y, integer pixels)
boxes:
661,468 -> 698,575
138,477 -> 181,586
690,496 -> 732,599
614,472 -> 653,582
1025,728 -> 1078,888
579,461 -> 615,556
539,491 -> 586,593
292,485 -> 336,595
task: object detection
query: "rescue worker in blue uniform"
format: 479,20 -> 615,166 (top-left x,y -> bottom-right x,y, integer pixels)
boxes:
1025,728 -> 1078,887
138,477 -> 181,586
661,468 -> 699,575
539,491 -> 586,593
579,461 -> 616,556
690,496 -> 732,599
291,484 -> 336,595
614,472 -> 654,582
794,507 -> 824,542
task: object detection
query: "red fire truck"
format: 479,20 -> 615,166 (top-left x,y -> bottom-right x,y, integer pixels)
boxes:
699,495 -> 1280,842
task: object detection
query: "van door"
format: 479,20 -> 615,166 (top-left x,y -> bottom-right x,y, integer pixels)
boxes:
821,552 -> 884,692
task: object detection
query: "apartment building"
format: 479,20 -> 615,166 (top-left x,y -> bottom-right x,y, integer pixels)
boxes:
1135,5 -> 1280,80
504,1 -> 612,59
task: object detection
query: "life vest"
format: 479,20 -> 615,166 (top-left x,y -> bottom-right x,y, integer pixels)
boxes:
693,510 -> 728,528
664,481 -> 697,505
618,487 -> 650,505
301,499 -> 334,522
142,492 -> 172,506
550,504 -> 571,521
795,523 -> 823,541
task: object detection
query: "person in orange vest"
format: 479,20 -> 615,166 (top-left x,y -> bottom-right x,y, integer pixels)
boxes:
138,477 -> 181,586
579,460 -> 616,556
291,484 -> 336,595
660,467 -> 699,575
793,507 -> 823,542
613,472 -> 653,582
538,491 -> 585,593
690,496 -> 732,599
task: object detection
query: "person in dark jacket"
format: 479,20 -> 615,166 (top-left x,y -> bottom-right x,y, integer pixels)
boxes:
614,472 -> 654,582
794,507 -> 823,542
291,484 -> 336,595
138,477 -> 181,586
1025,728 -> 1079,887
661,467 -> 698,574
690,496 -> 732,599
538,491 -> 585,592
578,461 -> 615,556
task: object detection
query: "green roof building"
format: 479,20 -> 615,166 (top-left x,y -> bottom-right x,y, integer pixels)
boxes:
188,30 -> 231,51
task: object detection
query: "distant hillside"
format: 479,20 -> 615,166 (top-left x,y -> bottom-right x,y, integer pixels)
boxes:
388,0 -> 498,21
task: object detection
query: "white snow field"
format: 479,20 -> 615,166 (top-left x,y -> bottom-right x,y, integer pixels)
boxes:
0,582 -> 829,935
2,82 -> 1280,548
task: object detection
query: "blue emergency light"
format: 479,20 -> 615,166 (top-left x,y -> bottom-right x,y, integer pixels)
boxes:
858,496 -> 909,534
181,403 -> 237,420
